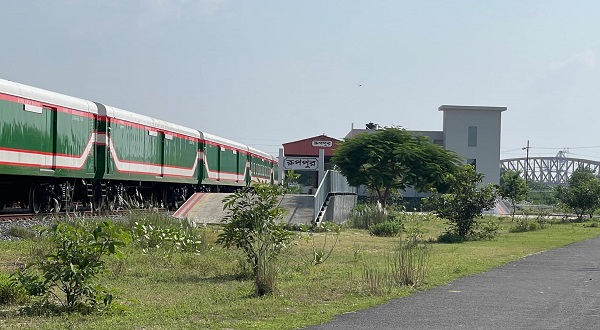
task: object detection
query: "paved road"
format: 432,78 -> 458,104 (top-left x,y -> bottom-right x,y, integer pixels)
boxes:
308,236 -> 600,330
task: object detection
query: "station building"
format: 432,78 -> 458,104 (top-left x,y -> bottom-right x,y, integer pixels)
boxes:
282,105 -> 506,195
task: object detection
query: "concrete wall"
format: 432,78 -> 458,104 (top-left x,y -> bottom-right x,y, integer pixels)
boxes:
440,105 -> 506,185
324,194 -> 357,224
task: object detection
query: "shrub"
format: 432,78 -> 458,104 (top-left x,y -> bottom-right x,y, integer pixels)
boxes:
14,220 -> 130,312
470,220 -> 500,240
0,273 -> 29,305
217,184 -> 295,296
509,219 -> 541,233
132,220 -> 204,255
437,231 -> 465,243
348,203 -> 388,229
368,221 -> 403,237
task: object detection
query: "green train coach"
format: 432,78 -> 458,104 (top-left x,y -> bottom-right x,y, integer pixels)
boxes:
0,78 -> 278,213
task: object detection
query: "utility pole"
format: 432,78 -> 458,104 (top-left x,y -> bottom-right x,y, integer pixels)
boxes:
522,140 -> 530,183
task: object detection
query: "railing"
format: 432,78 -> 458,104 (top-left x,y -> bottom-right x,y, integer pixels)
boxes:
313,170 -> 356,222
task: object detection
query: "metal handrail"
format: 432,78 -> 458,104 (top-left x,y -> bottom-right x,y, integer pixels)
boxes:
313,170 -> 356,222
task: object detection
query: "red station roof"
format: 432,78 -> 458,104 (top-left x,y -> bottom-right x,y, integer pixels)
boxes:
282,134 -> 341,157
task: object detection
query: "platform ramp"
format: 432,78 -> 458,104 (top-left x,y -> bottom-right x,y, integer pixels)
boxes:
173,193 -> 232,225
279,194 -> 315,225
173,192 -> 316,225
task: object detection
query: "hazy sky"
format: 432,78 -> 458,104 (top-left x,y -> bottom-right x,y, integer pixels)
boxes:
2,1 -> 600,160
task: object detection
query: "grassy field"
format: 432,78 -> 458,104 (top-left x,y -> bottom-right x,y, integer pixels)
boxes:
1,214 -> 600,329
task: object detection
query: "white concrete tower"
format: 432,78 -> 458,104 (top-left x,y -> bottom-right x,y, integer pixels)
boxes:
439,105 -> 507,185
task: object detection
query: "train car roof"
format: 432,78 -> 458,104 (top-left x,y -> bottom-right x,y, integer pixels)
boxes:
201,131 -> 249,152
103,104 -> 201,139
0,78 -> 98,114
248,146 -> 275,162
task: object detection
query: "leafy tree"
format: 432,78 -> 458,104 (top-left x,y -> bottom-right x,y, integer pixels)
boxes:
217,184 -> 295,295
555,168 -> 600,220
425,165 -> 497,240
332,127 -> 461,208
526,181 -> 557,206
498,170 -> 530,220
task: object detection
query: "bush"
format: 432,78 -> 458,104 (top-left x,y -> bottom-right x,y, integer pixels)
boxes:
471,220 -> 500,240
509,219 -> 541,233
369,221 -> 403,237
437,231 -> 465,243
14,220 -> 130,312
348,203 -> 388,229
0,273 -> 29,305
217,184 -> 295,296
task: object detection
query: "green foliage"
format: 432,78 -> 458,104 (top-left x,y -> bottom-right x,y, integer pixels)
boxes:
470,220 -> 500,240
527,181 -> 557,205
132,220 -> 204,256
0,273 -> 30,305
332,127 -> 461,207
509,218 -> 541,233
217,184 -> 295,295
14,220 -> 129,312
368,221 -> 403,237
425,165 -> 497,239
498,170 -> 530,220
348,203 -> 389,229
555,168 -> 600,220
436,231 -> 465,243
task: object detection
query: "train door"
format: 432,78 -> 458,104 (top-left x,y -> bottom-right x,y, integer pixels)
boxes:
43,106 -> 58,170
105,119 -> 112,174
217,145 -> 223,181
159,132 -> 165,177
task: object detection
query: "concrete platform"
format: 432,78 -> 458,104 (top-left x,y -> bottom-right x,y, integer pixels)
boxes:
173,192 -> 317,225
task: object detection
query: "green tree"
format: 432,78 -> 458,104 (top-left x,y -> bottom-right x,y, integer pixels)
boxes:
526,181 -> 557,206
498,170 -> 530,220
217,184 -> 295,296
425,165 -> 497,240
555,168 -> 600,220
332,127 -> 461,208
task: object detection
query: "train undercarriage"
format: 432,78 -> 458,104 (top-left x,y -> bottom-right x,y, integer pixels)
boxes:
0,176 -> 193,213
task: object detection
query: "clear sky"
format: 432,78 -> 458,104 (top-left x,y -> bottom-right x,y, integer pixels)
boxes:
2,1 -> 599,160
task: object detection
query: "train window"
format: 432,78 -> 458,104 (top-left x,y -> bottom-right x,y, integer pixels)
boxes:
24,104 -> 43,114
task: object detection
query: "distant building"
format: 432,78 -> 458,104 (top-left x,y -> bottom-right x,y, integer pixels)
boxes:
281,134 -> 341,193
346,105 -> 507,187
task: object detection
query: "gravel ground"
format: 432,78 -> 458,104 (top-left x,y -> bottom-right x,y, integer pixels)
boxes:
0,218 -> 56,241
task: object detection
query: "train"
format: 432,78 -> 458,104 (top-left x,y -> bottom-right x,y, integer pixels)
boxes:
0,78 -> 278,213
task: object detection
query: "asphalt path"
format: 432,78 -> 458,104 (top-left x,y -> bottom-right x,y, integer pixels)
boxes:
308,236 -> 600,330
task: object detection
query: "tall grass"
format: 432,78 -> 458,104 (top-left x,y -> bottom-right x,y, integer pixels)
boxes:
348,203 -> 388,229
389,240 -> 430,286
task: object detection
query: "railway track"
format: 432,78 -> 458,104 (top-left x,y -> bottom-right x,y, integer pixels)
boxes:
0,208 -> 169,222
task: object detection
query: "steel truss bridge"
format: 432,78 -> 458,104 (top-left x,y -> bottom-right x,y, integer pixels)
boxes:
500,151 -> 600,185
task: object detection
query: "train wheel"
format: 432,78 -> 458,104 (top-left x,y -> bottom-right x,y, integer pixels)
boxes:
29,185 -> 42,214
107,194 -> 117,211
51,198 -> 60,213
